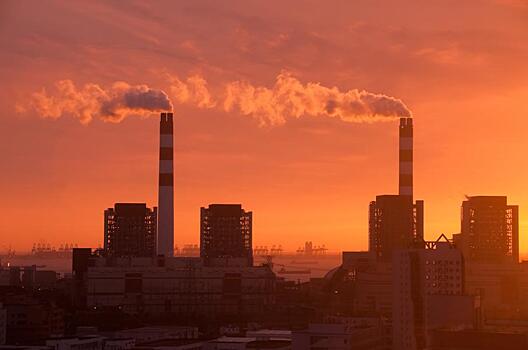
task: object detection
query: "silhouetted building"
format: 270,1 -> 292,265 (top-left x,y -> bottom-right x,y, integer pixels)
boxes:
368,195 -> 424,261
0,303 -> 5,345
464,262 -> 528,320
72,248 -> 93,308
104,203 -> 157,258
200,204 -> 253,267
46,337 -> 104,350
83,256 -> 275,317
428,328 -> 528,350
292,322 -> 384,350
456,196 -> 519,264
392,237 -> 473,350
1,293 -> 64,344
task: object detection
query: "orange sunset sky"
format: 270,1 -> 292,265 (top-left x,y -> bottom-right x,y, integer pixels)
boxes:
1,0 -> 528,255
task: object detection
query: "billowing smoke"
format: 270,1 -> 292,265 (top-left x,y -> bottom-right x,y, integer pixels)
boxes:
169,74 -> 216,108
222,72 -> 411,126
24,71 -> 411,126
27,80 -> 172,124
170,71 -> 411,126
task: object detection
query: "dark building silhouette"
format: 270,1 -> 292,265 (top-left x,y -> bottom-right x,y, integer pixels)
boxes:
369,118 -> 424,261
428,329 -> 528,350
369,195 -> 424,261
1,293 -> 65,344
104,203 -> 157,258
455,196 -> 519,264
200,204 -> 253,266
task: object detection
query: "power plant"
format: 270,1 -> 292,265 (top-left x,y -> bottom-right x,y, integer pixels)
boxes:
368,117 -> 424,261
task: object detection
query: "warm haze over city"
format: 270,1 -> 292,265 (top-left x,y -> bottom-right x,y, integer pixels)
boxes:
2,0 -> 528,254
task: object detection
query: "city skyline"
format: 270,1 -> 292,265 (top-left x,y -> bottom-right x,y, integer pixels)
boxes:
2,2 -> 528,348
2,0 -> 528,255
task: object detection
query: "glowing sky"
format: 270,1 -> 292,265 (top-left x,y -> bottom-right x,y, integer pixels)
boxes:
2,0 -> 528,254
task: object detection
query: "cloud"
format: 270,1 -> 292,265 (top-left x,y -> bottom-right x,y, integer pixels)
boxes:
26,80 -> 172,124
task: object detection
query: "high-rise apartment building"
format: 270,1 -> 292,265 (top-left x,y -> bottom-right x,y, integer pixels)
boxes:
369,195 -> 424,261
456,196 -> 519,264
104,203 -> 157,258
200,204 -> 253,267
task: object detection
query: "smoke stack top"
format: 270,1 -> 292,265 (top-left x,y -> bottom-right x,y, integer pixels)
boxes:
399,117 -> 413,197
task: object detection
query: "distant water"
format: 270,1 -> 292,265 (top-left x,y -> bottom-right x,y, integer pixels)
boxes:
1,253 -> 343,282
0,256 -> 72,275
254,253 -> 342,283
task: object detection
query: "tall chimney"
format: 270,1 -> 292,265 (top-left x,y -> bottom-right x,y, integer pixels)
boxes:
399,117 -> 413,197
158,112 -> 174,257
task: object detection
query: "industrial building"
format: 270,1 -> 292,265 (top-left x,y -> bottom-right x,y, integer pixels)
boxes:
72,114 -> 270,319
392,236 -> 475,350
368,118 -> 424,261
455,196 -> 519,264
292,322 -> 384,350
73,252 -> 275,317
104,203 -> 157,258
200,204 -> 253,267
464,262 -> 528,320
368,195 -> 424,261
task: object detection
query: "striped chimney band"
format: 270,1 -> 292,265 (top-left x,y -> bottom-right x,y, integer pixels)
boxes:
159,113 -> 173,186
399,117 -> 413,197
158,112 -> 174,257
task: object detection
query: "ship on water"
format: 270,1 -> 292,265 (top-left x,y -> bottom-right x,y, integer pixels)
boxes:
30,242 -> 77,259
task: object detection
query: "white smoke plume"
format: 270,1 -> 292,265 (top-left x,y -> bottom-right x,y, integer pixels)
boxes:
26,80 -> 172,124
222,72 -> 411,126
24,71 -> 411,126
170,71 -> 411,126
168,74 -> 216,109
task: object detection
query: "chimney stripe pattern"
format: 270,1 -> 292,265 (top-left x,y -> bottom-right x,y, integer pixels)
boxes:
158,112 -> 174,257
399,117 -> 413,197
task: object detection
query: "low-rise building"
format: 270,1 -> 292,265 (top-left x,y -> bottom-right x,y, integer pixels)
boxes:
427,328 -> 528,350
104,338 -> 135,350
46,337 -> 104,350
106,327 -> 198,344
0,303 -> 6,345
292,323 -> 383,350
203,336 -> 290,350
465,262 -> 528,319
74,254 -> 276,317
3,294 -> 64,344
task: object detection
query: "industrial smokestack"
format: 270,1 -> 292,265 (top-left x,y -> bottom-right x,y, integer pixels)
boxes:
399,117 -> 413,197
158,112 -> 174,257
